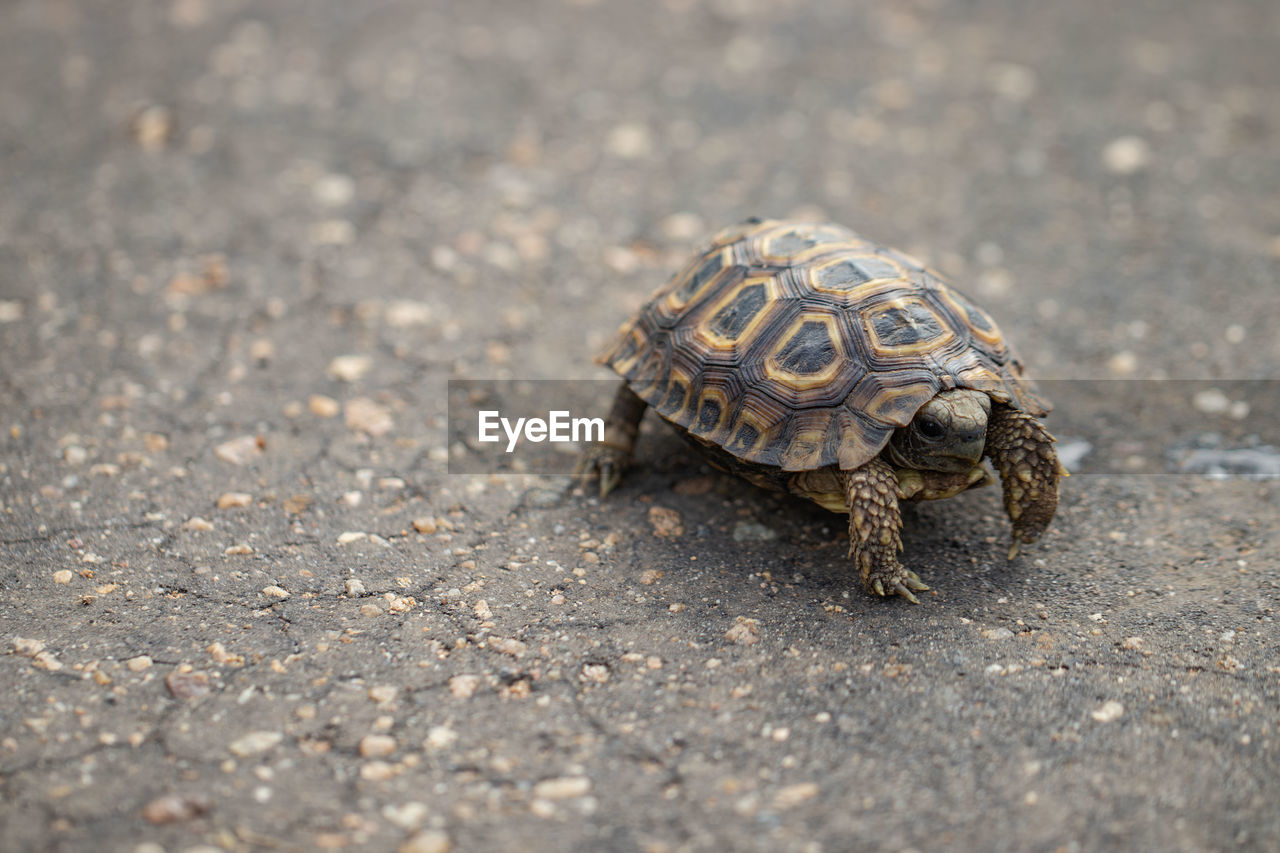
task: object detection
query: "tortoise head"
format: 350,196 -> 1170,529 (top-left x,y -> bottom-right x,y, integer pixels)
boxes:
887,389 -> 991,473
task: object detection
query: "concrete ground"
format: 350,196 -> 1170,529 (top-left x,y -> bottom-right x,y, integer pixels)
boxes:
2,1 -> 1278,851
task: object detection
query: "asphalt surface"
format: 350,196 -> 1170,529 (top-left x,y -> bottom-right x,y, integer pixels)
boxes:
2,1 -> 1279,851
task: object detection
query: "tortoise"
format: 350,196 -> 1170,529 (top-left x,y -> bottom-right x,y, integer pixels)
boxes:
577,218 -> 1065,602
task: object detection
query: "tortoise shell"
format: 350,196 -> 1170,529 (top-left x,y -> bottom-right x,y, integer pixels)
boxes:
600,219 -> 1048,472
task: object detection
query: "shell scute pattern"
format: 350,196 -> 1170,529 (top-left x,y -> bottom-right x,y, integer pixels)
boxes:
601,219 -> 1047,471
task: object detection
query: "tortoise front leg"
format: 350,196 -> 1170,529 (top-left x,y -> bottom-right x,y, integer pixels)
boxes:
574,382 -> 647,498
985,405 -> 1064,558
843,458 -> 931,603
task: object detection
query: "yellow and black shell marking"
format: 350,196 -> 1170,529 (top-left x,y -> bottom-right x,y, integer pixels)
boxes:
600,219 -> 1048,472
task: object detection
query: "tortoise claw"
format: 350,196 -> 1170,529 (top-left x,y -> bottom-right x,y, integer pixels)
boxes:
902,571 -> 930,592
870,574 -> 924,603
575,445 -> 630,499
1008,539 -> 1021,560
893,580 -> 921,604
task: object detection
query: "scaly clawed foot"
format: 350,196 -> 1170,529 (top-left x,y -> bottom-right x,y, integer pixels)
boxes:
866,564 -> 931,604
573,444 -> 631,498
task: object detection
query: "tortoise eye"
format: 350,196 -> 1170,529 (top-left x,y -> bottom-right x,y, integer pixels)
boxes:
917,417 -> 946,440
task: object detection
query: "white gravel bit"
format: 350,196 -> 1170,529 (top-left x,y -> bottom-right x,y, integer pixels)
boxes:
385,300 -> 433,327
606,122 -> 654,159
214,435 -> 262,466
327,354 -> 373,382
359,734 -> 397,758
0,300 -> 24,322
345,397 -> 394,437
580,664 -> 610,683
141,793 -> 211,824
260,585 -> 290,599
473,599 -> 493,620
216,492 -> 253,509
399,829 -> 452,853
308,394 -> 341,418
532,776 -> 592,800
424,726 -> 457,750
224,544 -> 254,556
732,520 -> 778,542
361,760 -> 398,781
725,616 -> 760,646
382,801 -> 430,831
126,655 -> 153,672
1091,700 -> 1125,723
1102,135 -> 1151,174
368,685 -> 398,704
981,627 -> 1015,640
449,674 -> 481,699
13,637 -> 45,656
184,516 -> 215,531
344,579 -> 366,596
52,570 -> 73,584
229,731 -> 284,756
1192,388 -> 1231,415
487,637 -> 527,656
772,782 -> 820,809
337,531 -> 368,544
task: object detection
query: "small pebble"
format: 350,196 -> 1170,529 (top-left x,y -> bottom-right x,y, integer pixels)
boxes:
345,579 -> 366,596
382,801 -> 429,831
126,655 -> 153,672
361,761 -> 398,781
732,520 -> 778,543
328,354 -> 373,382
52,570 -> 73,584
368,685 -> 398,704
1091,700 -> 1125,723
648,506 -> 684,538
449,674 -> 481,699
1103,136 -> 1151,174
166,671 -> 211,700
981,627 -> 1015,641
532,776 -> 591,800
261,585 -> 290,599
607,122 -> 654,159
140,793 -> 210,824
359,734 -> 397,758
214,436 -> 262,466
385,301 -> 433,327
725,617 -> 760,646
580,664 -> 610,683
216,492 -> 253,509
345,397 -> 394,437
772,782 -> 819,809
399,829 -> 452,853
488,637 -> 527,656
309,395 -> 341,418
425,726 -> 457,750
184,516 -> 215,531
229,731 -> 283,756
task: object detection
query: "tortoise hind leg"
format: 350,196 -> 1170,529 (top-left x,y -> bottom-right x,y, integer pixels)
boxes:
574,382 -> 647,498
985,404 -> 1064,558
842,458 -> 931,603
